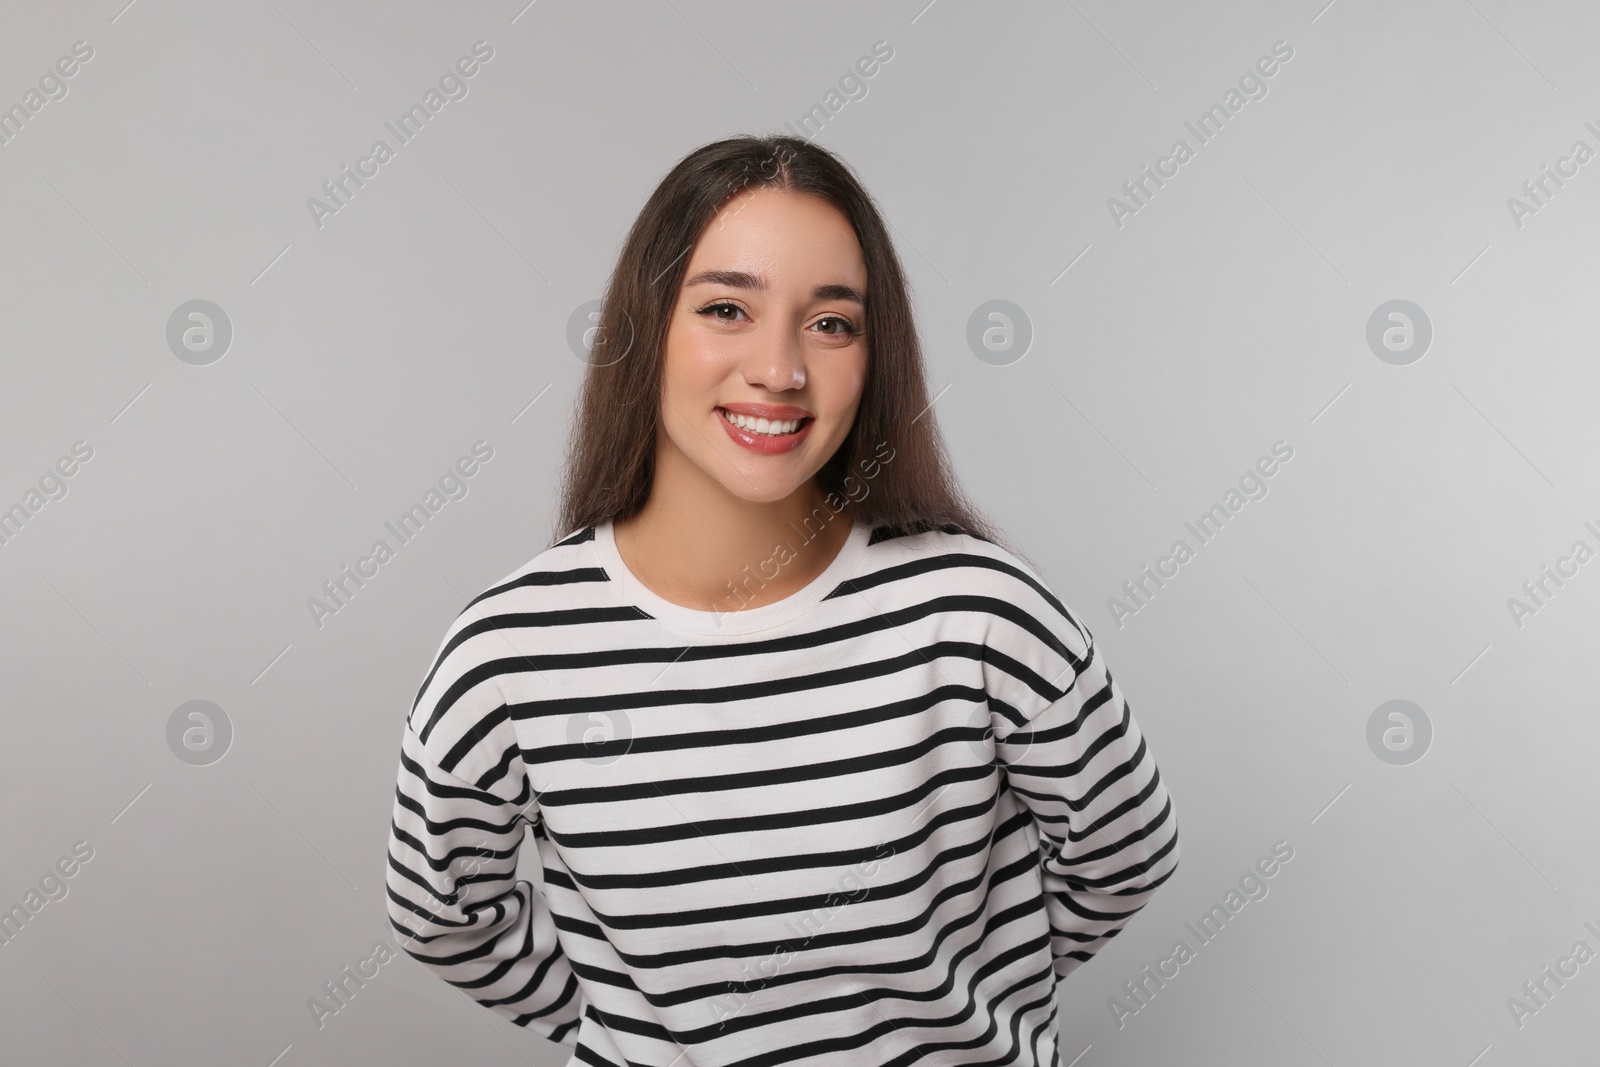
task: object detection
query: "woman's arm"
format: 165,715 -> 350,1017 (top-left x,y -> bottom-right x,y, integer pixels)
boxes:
384,606 -> 584,1043
985,578 -> 1181,980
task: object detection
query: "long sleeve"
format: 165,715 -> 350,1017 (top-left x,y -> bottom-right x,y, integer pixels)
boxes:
985,586 -> 1180,980
383,605 -> 583,1043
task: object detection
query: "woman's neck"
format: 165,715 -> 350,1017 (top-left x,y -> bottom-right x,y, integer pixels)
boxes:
611,483 -> 855,613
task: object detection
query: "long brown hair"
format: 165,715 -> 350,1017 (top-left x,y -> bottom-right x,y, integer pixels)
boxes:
553,133 -> 1027,565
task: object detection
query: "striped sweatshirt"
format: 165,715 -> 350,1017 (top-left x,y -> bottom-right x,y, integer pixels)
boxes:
385,516 -> 1180,1066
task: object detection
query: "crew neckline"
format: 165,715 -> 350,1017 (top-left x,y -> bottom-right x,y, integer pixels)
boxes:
593,516 -> 872,637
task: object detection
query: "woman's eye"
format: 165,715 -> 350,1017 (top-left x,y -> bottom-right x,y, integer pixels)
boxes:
814,316 -> 859,337
695,303 -> 858,337
698,302 -> 746,321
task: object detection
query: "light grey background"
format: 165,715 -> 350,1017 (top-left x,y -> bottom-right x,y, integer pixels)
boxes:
2,1 -> 1597,1064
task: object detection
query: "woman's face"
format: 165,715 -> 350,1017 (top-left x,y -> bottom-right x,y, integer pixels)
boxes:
657,186 -> 869,506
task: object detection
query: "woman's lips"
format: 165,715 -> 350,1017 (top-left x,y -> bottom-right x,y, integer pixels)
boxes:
716,407 -> 814,455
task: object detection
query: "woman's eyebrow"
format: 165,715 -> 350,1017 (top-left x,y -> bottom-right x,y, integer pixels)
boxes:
683,269 -> 865,305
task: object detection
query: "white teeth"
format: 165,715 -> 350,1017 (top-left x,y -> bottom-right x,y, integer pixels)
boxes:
722,410 -> 803,436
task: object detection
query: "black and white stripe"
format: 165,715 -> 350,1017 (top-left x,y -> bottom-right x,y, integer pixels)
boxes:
386,521 -> 1180,1065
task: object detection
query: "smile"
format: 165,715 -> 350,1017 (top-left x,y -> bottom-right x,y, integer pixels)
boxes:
716,407 -> 815,455
718,408 -> 809,436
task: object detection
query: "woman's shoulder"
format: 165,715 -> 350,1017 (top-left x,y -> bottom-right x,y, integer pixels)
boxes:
459,523 -> 607,620
863,518 -> 1035,582
866,518 -> 1091,643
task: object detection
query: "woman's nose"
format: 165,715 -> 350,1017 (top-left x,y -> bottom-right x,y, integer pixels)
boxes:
746,326 -> 806,390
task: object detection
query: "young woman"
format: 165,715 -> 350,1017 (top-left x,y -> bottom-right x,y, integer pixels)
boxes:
385,135 -> 1179,1065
